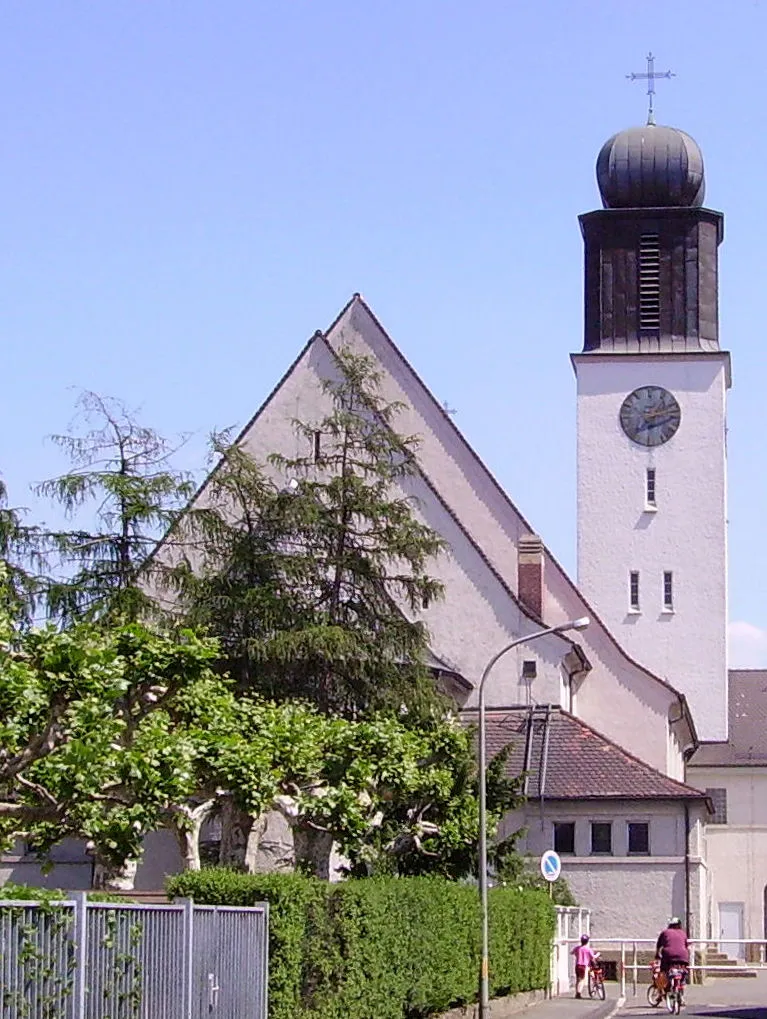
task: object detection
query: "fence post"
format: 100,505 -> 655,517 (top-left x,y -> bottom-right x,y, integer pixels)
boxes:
71,892 -> 88,1019
620,942 -> 626,999
632,941 -> 637,996
182,897 -> 195,1019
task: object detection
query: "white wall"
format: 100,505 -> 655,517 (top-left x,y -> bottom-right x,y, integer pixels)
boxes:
502,799 -> 706,938
318,301 -> 690,774
574,353 -> 729,741
231,335 -> 575,708
689,765 -> 767,940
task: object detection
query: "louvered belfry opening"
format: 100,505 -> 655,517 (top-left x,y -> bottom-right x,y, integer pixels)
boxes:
579,207 -> 723,353
638,233 -> 661,331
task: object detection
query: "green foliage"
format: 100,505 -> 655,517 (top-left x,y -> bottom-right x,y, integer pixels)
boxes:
36,390 -> 194,625
167,869 -> 555,1019
0,883 -> 66,902
496,852 -> 578,906
0,479 -> 45,626
175,347 -> 447,717
0,601 -> 220,871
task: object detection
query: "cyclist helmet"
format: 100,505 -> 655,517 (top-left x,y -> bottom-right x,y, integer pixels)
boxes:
580,934 -> 590,944
668,917 -> 681,927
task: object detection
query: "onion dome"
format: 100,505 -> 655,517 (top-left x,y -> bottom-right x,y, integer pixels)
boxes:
596,124 -> 705,209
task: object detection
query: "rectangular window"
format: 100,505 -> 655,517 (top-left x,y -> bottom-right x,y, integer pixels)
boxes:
646,468 -> 657,507
590,822 -> 612,855
628,821 -> 650,855
553,822 -> 575,855
705,788 -> 727,824
638,233 -> 661,330
663,571 -> 674,611
313,431 -> 322,463
629,571 -> 640,611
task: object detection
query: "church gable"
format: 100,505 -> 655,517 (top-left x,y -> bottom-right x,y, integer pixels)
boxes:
318,296 -> 694,774
160,292 -> 692,773
214,321 -> 576,709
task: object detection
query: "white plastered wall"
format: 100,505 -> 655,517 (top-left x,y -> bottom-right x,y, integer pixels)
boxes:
574,353 -> 729,742
320,301 -> 689,773
688,765 -> 767,940
502,799 -> 707,938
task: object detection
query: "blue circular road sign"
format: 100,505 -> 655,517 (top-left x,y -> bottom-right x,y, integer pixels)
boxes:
540,850 -> 562,882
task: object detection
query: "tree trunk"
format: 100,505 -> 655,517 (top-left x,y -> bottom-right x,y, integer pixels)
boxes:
218,798 -> 255,868
293,825 -> 334,879
176,824 -> 202,872
249,810 -> 295,873
92,856 -> 138,892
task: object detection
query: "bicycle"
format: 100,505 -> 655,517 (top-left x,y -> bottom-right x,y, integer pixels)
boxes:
587,960 -> 606,1001
664,963 -> 687,1014
647,981 -> 664,1008
647,960 -> 664,1007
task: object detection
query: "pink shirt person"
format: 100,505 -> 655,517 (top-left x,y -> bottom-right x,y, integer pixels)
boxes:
572,943 -> 597,969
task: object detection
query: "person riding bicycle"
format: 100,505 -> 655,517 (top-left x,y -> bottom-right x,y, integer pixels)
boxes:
571,934 -> 599,999
655,917 -> 689,1003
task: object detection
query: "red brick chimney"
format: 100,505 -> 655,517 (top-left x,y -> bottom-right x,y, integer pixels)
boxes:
518,534 -> 544,620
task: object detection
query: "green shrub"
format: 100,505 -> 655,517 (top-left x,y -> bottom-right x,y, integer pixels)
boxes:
167,869 -> 555,1019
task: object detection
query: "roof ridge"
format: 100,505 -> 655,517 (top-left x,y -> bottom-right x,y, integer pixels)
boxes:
343,296 -> 692,716
484,705 -> 705,800
556,708 -> 705,798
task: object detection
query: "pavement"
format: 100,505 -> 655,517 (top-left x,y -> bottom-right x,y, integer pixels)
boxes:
513,971 -> 767,1019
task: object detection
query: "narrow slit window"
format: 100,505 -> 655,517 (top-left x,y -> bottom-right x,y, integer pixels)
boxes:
646,468 -> 656,507
638,233 -> 661,330
313,431 -> 322,463
629,571 -> 640,611
663,571 -> 674,611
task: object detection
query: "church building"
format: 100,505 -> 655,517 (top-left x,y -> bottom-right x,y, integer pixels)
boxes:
4,111 -> 766,953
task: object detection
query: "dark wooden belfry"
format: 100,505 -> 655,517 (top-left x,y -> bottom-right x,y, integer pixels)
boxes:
580,124 -> 724,354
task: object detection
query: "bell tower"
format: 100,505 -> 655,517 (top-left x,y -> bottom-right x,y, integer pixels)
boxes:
573,122 -> 730,741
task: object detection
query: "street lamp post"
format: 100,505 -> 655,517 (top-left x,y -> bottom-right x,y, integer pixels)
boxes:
477,617 -> 589,1019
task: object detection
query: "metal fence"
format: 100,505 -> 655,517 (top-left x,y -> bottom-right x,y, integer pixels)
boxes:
0,894 -> 268,1019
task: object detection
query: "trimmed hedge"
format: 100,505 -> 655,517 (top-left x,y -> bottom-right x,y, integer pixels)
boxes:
166,869 -> 555,1019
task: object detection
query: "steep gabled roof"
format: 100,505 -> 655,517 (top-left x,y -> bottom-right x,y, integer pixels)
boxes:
690,670 -> 767,767
473,706 -> 706,801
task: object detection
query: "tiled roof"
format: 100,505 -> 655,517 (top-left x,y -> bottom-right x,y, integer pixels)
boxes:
478,707 -> 707,801
689,670 -> 767,767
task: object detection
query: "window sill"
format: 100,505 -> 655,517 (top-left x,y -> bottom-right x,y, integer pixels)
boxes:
627,608 -> 641,615
643,504 -> 658,513
660,608 -> 675,615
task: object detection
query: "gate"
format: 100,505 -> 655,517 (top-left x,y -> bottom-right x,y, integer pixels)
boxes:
191,905 -> 269,1018
0,894 -> 268,1019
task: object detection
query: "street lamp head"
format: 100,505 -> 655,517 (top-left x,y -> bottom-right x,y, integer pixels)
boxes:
563,616 -> 590,632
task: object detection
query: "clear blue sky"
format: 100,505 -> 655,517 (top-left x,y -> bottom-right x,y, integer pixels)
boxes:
2,2 -> 766,664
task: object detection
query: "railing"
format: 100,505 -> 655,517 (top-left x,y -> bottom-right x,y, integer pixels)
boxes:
554,937 -> 767,997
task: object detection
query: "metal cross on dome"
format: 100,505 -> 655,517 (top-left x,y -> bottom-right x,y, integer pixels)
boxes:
626,52 -> 675,125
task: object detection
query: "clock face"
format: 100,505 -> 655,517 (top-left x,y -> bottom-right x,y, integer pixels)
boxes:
619,386 -> 681,447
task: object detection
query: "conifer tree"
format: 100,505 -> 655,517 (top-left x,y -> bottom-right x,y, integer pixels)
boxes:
176,347 -> 446,715
37,391 -> 193,625
0,478 -> 45,625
